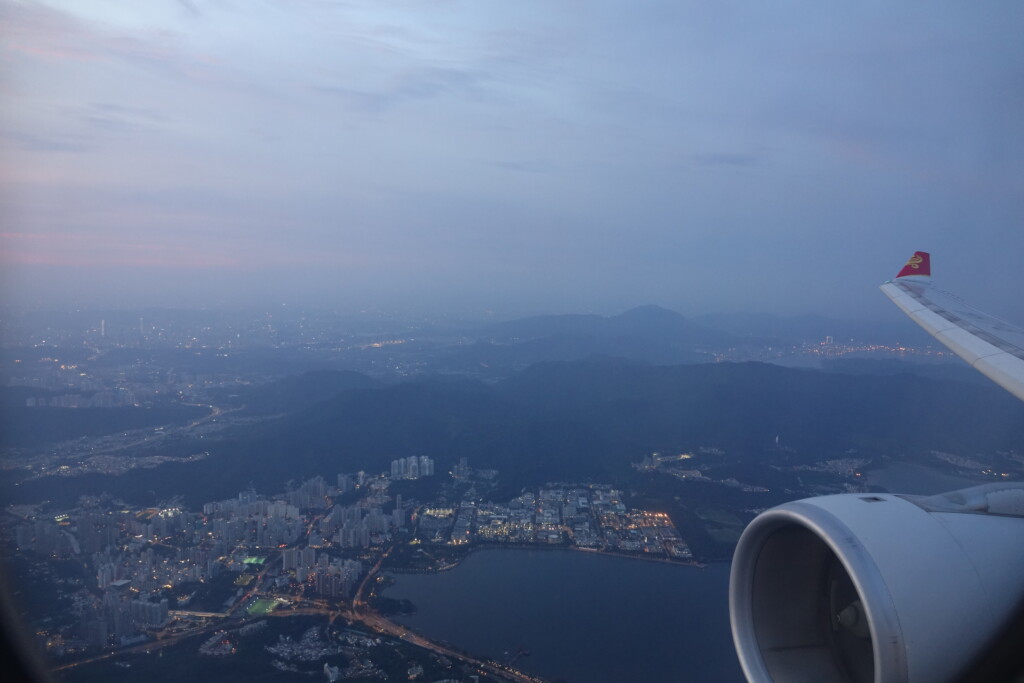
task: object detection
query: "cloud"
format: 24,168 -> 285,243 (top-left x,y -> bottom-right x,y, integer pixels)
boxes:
93,102 -> 168,122
311,85 -> 393,113
0,1 -> 218,83
0,130 -> 87,153
0,231 -> 234,268
0,228 -> 359,270
312,63 -> 489,115
59,103 -> 170,135
491,160 -> 553,173
174,0 -> 201,19
689,152 -> 762,168
2,2 -> 1022,316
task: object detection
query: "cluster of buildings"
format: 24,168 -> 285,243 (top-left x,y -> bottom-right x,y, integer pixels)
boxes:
389,455 -> 435,480
280,547 -> 362,597
265,625 -> 344,663
24,388 -> 137,408
6,454 -> 696,662
633,450 -> 770,493
8,354 -> 218,408
421,484 -> 693,559
6,457 -> 436,657
20,498 -> 274,652
634,450 -> 696,472
75,591 -> 170,650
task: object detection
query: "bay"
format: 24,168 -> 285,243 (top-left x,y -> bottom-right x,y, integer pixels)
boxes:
384,548 -> 743,682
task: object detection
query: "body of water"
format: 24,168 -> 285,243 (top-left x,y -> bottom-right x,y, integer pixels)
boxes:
384,548 -> 743,683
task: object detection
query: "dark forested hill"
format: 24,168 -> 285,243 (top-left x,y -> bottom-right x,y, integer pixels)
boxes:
498,360 -> 1024,458
9,360 -> 1024,506
267,359 -> 1024,481
216,370 -> 379,415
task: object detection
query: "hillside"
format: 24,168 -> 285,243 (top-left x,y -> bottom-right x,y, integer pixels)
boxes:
14,359 -> 1021,506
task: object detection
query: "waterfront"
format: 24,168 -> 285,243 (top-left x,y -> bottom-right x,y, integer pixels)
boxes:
384,548 -> 743,683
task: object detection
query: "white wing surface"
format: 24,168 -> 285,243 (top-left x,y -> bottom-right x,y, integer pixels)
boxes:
880,251 -> 1024,402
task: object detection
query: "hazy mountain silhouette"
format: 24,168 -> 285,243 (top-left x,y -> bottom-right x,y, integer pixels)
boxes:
435,306 -> 736,371
485,305 -> 732,345
137,361 -> 1024,501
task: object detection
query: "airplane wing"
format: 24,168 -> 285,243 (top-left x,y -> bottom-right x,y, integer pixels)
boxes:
880,251 -> 1024,402
730,252 -> 1024,683
730,478 -> 1024,683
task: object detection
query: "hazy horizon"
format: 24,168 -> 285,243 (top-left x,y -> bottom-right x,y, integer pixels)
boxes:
0,298 -> 930,331
3,2 -> 1023,322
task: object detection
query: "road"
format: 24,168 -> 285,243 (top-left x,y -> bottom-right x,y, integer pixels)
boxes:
351,608 -> 546,683
97,402 -> 232,456
51,618 -> 229,672
54,519 -> 545,682
347,544 -> 546,683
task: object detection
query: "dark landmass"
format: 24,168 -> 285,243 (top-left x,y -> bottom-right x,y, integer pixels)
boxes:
3,305 -> 1020,683
0,403 -> 208,449
820,357 -> 990,384
213,370 -> 380,416
462,305 -> 733,368
6,358 -> 1022,509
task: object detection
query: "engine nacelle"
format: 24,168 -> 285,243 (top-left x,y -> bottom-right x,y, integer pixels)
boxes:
729,484 -> 1024,683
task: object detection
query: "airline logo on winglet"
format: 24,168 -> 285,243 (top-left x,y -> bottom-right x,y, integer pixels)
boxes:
895,251 -> 931,279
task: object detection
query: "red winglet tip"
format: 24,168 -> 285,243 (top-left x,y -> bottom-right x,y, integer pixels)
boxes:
895,251 -> 931,279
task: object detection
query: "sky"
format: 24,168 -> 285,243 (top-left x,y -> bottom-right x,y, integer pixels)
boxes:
2,1 -> 1023,320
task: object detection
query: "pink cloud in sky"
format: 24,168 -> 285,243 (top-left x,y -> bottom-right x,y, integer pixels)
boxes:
1,1 -> 209,83
0,231 -> 367,270
1,231 -> 241,268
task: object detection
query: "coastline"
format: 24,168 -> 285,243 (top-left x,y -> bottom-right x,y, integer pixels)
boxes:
385,541 -> 710,576
378,547 -> 740,683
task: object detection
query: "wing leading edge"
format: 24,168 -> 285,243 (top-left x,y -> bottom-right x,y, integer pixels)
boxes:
880,251 -> 1024,402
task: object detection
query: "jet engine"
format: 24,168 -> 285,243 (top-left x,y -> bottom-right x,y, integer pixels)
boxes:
729,483 -> 1024,683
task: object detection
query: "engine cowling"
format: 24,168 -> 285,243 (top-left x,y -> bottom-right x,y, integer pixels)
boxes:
729,484 -> 1024,683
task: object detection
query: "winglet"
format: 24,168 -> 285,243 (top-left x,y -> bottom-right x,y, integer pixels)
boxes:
895,251 -> 931,279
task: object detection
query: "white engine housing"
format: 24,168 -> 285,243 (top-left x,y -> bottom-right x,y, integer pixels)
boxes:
729,485 -> 1024,683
